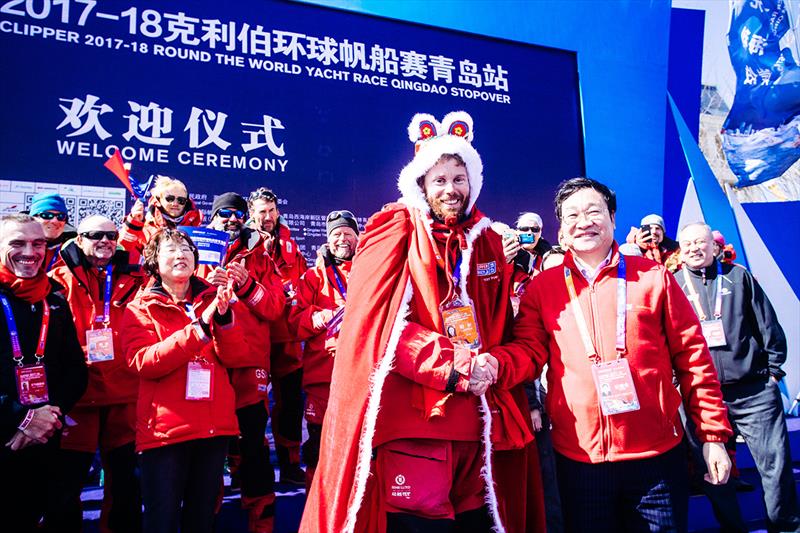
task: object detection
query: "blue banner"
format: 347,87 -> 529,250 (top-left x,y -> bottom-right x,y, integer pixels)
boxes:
0,0 -> 584,262
723,0 -> 800,187
179,226 -> 228,266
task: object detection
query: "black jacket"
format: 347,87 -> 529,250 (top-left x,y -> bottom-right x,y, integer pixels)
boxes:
677,260 -> 787,386
0,279 -> 87,442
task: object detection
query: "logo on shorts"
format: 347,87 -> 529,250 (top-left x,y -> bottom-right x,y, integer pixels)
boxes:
390,473 -> 411,499
477,261 -> 496,276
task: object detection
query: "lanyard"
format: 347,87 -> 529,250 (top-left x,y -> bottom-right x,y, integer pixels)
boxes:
1,295 -> 50,364
46,244 -> 61,271
184,302 -> 198,322
682,262 -> 723,321
94,265 -> 113,326
331,265 -> 348,301
452,253 -> 463,289
563,254 -> 627,362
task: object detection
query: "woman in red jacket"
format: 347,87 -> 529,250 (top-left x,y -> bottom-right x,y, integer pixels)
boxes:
121,228 -> 246,533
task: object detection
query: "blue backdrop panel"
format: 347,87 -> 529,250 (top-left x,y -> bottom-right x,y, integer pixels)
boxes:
0,0 -> 584,258
742,201 -> 800,297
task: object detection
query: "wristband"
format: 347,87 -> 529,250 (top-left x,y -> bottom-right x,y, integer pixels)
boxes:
445,368 -> 460,393
195,318 -> 212,339
17,409 -> 34,431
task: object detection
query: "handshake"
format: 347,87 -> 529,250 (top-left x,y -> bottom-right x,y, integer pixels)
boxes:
468,353 -> 499,396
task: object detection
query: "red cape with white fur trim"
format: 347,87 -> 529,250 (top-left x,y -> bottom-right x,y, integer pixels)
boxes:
299,202 -> 544,533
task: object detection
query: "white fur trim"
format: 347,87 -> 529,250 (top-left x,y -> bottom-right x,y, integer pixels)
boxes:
407,113 -> 441,142
480,394 -> 506,533
343,279 -> 414,533
458,217 -> 493,303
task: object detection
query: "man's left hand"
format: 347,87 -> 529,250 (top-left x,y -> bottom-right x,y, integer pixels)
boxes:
226,261 -> 250,289
702,441 -> 731,485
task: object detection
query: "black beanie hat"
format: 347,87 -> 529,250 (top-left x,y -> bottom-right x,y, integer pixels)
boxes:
326,210 -> 359,236
211,192 -> 248,218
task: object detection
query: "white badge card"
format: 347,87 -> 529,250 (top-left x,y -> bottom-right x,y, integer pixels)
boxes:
186,360 -> 213,401
701,319 -> 727,348
86,328 -> 115,362
591,358 -> 641,416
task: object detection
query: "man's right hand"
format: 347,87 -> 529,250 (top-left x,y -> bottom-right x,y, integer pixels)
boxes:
530,409 -> 543,431
130,199 -> 145,222
21,405 -> 62,442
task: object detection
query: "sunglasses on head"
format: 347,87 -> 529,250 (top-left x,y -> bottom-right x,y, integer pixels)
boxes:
80,230 -> 119,241
217,208 -> 245,219
164,195 -> 188,205
327,210 -> 355,222
35,212 -> 67,221
518,226 -> 541,233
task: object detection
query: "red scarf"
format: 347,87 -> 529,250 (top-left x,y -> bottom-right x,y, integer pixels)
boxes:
0,263 -> 51,303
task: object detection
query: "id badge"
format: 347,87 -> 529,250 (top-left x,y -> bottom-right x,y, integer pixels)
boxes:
186,360 -> 213,401
441,303 -> 481,350
701,319 -> 727,348
86,328 -> 115,362
16,364 -> 49,406
591,358 -> 640,416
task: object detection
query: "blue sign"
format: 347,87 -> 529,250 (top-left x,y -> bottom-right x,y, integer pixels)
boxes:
179,226 -> 228,266
0,0 -> 584,261
723,0 -> 800,187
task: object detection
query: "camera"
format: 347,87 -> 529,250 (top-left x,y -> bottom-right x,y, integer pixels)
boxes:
519,233 -> 536,244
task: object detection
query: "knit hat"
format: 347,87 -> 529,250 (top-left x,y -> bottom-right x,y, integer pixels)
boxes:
397,111 -> 483,215
30,192 -> 67,217
211,192 -> 247,218
712,230 -> 725,246
326,210 -> 359,235
640,214 -> 665,230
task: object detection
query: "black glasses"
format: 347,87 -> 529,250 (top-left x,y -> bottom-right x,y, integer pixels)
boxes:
518,226 -> 541,233
35,212 -> 67,221
327,210 -> 355,222
164,195 -> 188,205
217,209 -> 245,219
80,231 -> 119,241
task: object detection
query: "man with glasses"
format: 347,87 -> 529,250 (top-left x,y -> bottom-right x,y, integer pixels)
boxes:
493,177 -> 734,532
288,209 -> 359,490
0,214 -> 87,531
28,192 -> 76,272
48,215 -> 145,532
247,187 -> 308,485
677,222 -> 800,532
199,192 -> 286,533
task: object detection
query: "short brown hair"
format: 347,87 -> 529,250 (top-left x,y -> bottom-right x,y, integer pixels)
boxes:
142,228 -> 199,278
416,153 -> 467,188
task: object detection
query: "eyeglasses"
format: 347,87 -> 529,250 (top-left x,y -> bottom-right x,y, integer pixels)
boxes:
517,226 -> 541,233
217,208 -> 245,219
164,195 -> 188,205
35,212 -> 67,221
80,231 -> 119,241
327,210 -> 355,222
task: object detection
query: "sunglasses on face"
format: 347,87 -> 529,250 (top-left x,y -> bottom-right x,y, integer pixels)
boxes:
217,209 -> 245,219
35,212 -> 67,221
80,231 -> 119,241
327,210 -> 355,222
518,226 -> 541,233
164,195 -> 188,205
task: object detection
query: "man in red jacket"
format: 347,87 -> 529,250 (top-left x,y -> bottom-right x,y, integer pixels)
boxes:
493,177 -> 734,532
247,187 -> 307,484
288,209 -> 359,490
301,112 -> 543,533
199,192 -> 285,533
48,215 -> 145,532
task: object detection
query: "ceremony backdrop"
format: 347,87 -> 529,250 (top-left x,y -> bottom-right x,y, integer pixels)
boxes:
0,0 -> 584,259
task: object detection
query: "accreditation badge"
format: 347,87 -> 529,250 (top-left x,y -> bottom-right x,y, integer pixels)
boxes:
441,302 -> 481,350
86,328 -> 115,362
701,319 -> 727,348
186,360 -> 213,401
591,358 -> 640,416
16,364 -> 49,406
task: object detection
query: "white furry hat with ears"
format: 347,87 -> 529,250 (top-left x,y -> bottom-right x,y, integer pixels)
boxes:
397,111 -> 484,215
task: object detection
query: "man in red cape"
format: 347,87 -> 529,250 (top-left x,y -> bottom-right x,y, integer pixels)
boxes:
301,112 -> 544,533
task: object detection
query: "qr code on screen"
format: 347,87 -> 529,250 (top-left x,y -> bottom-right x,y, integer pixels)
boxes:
76,197 -> 125,226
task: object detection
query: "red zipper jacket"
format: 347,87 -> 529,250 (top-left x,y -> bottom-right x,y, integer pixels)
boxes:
120,277 -> 248,451
196,228 -> 285,409
493,245 -> 732,463
49,243 -> 144,406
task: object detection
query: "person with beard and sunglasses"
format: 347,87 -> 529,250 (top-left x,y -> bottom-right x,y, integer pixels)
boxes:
0,214 -> 87,532
300,112 -> 544,533
197,193 -> 286,533
287,210 -> 359,491
28,192 -> 77,272
46,215 -> 146,533
119,176 -> 203,264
